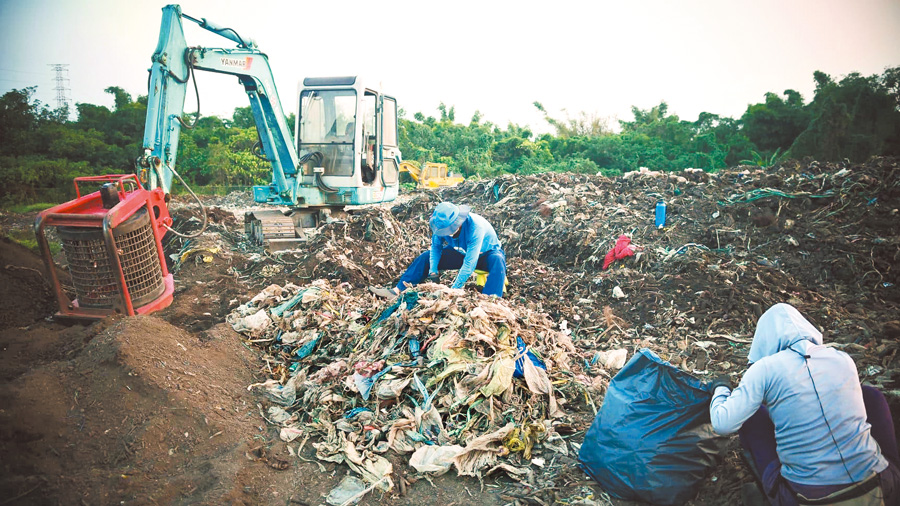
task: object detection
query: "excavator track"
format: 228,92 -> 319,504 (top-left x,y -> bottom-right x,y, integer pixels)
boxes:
244,207 -> 345,252
244,209 -> 305,252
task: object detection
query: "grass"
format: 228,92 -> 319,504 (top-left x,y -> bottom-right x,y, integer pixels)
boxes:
4,202 -> 58,214
5,228 -> 62,256
740,148 -> 783,168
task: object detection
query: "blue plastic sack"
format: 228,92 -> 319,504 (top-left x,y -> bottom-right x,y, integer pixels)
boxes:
513,336 -> 546,379
578,348 -> 722,505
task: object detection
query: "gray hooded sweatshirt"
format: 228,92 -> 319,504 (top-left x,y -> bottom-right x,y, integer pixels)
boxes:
710,303 -> 887,485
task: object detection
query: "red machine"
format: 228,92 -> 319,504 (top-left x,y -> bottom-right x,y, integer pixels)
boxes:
34,175 -> 174,319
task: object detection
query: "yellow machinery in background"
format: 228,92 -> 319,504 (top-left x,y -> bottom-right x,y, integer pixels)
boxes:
400,162 -> 465,188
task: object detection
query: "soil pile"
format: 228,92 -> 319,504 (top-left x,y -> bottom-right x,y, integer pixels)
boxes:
0,313 -> 267,504
0,237 -> 56,328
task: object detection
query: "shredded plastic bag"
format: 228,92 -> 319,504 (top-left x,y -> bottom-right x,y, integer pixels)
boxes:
326,475 -> 367,505
578,348 -> 722,505
409,445 -> 464,475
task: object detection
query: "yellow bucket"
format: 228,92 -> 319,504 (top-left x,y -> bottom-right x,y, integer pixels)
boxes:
474,269 -> 508,294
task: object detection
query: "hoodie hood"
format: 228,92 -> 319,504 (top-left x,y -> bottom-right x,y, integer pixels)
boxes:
748,303 -> 823,364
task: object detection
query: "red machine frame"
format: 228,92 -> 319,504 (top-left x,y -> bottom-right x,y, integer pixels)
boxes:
34,175 -> 175,319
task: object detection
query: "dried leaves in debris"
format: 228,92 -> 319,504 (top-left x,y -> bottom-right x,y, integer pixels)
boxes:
229,280 -> 592,488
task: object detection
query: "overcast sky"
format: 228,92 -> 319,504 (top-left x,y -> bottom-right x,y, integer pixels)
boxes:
2,0 -> 898,134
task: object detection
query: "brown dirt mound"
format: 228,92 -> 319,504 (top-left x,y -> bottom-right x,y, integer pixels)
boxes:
0,316 -> 262,504
0,237 -> 57,329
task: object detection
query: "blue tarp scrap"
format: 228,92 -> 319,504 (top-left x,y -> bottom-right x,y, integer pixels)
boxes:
513,336 -> 546,378
376,291 -> 420,323
294,334 -> 320,360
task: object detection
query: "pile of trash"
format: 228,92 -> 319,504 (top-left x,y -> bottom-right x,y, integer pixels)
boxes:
231,155 -> 900,401
228,279 -> 605,494
217,156 -> 899,504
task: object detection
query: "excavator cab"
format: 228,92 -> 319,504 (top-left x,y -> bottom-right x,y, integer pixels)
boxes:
246,77 -> 401,250
294,77 -> 400,201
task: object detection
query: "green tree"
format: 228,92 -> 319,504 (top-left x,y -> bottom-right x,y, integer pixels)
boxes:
534,102 -> 612,138
740,90 -> 810,154
790,68 -> 900,160
0,88 -> 39,156
104,86 -> 133,110
232,106 -> 254,128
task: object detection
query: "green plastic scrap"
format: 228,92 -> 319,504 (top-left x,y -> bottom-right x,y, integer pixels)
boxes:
412,373 -> 439,411
271,287 -> 318,318
376,291 -> 419,323
717,187 -> 835,206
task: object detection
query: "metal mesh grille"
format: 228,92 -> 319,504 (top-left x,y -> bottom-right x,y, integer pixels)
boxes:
61,233 -> 118,307
59,209 -> 165,309
115,218 -> 165,307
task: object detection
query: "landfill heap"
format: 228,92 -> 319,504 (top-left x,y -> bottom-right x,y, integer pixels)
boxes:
228,279 -> 587,489
247,157 -> 898,374
224,156 -> 899,501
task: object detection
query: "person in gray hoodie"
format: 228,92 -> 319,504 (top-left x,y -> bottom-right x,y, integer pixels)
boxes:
709,303 -> 899,505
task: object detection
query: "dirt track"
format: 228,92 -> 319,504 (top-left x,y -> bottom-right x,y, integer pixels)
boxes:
1,157 -> 898,505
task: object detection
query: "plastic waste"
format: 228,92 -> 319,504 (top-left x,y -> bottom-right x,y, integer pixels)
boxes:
375,377 -> 411,399
353,373 -> 377,401
267,406 -> 292,424
513,336 -> 546,378
578,348 -> 722,505
453,423 -> 516,477
592,348 -> 628,370
353,362 -> 392,401
294,334 -> 320,360
408,336 -> 423,366
376,291 -> 419,323
410,445 -> 464,475
655,200 -> 667,228
230,309 -> 271,336
279,425 -> 303,442
325,475 -> 368,506
249,372 -> 303,406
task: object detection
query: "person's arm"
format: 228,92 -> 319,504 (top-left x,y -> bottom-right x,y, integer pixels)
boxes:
451,226 -> 485,289
429,234 -> 442,277
710,362 -> 767,435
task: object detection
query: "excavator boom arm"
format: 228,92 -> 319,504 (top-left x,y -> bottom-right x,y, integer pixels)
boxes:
139,4 -> 297,202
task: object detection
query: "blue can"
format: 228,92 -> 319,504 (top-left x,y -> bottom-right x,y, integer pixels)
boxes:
655,201 -> 667,228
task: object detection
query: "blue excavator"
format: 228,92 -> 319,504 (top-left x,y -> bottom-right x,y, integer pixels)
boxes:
33,4 -> 403,319
138,4 -> 402,250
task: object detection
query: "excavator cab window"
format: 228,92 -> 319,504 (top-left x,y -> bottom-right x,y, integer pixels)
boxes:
381,96 -> 399,185
299,89 -> 356,177
360,92 -> 378,184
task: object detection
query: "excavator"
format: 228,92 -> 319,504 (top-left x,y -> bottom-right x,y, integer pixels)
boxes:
138,4 -> 402,250
33,4 -> 402,319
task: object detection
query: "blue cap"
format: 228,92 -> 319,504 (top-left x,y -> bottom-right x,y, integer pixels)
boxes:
430,202 -> 470,236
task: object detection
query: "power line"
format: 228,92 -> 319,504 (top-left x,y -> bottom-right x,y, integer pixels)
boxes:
0,78 -> 42,83
0,68 -> 50,75
48,63 -> 71,110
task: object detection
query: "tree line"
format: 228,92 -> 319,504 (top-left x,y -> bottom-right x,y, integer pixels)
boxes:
1,67 -> 897,206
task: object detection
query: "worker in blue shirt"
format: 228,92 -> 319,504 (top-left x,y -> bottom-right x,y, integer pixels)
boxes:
709,303 -> 899,505
370,202 -> 506,298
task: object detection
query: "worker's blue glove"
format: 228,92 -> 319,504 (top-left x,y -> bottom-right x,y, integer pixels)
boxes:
427,272 -> 440,284
707,375 -> 733,393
